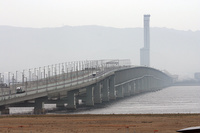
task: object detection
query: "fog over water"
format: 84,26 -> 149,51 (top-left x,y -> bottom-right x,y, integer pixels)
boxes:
10,86 -> 200,114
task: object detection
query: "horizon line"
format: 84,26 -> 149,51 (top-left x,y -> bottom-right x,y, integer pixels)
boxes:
0,25 -> 199,32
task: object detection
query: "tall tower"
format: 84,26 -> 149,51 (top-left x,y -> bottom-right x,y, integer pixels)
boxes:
140,14 -> 150,66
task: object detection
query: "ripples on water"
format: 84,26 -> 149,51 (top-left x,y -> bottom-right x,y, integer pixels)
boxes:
9,86 -> 200,114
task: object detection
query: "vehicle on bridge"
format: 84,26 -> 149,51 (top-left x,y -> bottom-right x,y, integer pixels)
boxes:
0,83 -> 8,88
92,72 -> 96,77
16,86 -> 25,94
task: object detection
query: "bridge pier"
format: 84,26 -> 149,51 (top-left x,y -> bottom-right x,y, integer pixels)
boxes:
0,106 -> 9,115
151,77 -> 157,91
138,78 -> 143,93
135,79 -> 140,94
156,79 -> 161,91
86,85 -> 94,106
144,76 -> 149,91
67,90 -> 78,110
94,82 -> 102,104
128,83 -> 132,95
142,77 -> 146,92
124,83 -> 131,97
150,78 -> 156,91
159,80 -> 164,89
148,77 -> 153,91
116,85 -> 124,98
130,81 -> 135,95
148,77 -> 151,90
102,78 -> 109,102
34,97 -> 47,114
109,75 -> 116,100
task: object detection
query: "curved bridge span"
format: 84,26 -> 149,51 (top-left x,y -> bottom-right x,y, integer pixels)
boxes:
0,59 -> 172,114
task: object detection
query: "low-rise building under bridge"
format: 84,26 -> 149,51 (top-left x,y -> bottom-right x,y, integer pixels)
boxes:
0,59 -> 172,114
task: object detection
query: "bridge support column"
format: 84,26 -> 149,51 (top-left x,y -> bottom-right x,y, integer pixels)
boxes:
86,85 -> 94,106
135,79 -> 140,94
151,78 -> 157,91
34,97 -> 47,114
156,80 -> 159,90
109,75 -> 116,100
147,77 -> 151,91
141,78 -> 145,92
94,82 -> 102,103
144,77 -> 147,91
159,80 -> 163,89
163,79 -> 167,88
138,78 -> 143,93
116,85 -> 124,98
0,106 -> 9,115
149,77 -> 155,91
148,77 -> 152,91
156,79 -> 161,91
128,83 -> 132,95
124,83 -> 131,96
144,76 -> 149,91
67,90 -> 78,110
130,81 -> 135,95
102,78 -> 109,102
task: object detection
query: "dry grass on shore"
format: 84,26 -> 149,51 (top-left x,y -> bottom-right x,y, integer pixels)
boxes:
0,114 -> 200,133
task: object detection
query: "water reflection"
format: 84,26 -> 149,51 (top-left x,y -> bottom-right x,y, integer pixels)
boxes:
9,86 -> 200,114
73,86 -> 200,114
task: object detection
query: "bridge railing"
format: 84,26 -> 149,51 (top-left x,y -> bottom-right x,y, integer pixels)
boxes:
0,59 -> 131,101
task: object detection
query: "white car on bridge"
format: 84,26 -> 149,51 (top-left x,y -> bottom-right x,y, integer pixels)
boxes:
16,86 -> 25,94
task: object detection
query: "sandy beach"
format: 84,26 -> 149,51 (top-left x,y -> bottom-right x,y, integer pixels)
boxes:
0,114 -> 200,133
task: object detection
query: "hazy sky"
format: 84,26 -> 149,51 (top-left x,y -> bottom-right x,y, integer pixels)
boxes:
0,0 -> 199,31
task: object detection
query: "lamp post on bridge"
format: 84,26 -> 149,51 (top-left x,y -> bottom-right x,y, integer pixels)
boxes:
36,70 -> 39,93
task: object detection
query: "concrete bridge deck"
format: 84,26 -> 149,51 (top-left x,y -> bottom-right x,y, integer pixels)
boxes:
0,59 -> 172,114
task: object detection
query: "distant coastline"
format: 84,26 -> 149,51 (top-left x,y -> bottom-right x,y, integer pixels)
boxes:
173,81 -> 200,86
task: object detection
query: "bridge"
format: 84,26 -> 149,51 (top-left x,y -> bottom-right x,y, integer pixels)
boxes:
0,59 -> 172,114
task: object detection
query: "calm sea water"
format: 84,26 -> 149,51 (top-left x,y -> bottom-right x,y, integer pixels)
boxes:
9,86 -> 200,114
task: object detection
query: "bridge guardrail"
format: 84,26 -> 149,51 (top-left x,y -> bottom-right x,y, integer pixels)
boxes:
0,59 -> 131,102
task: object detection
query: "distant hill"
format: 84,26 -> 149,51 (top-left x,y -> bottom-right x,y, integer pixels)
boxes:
0,25 -> 199,78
